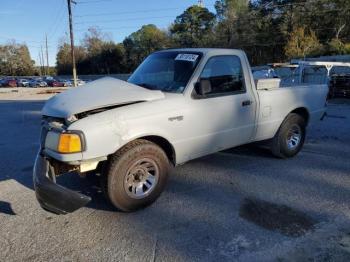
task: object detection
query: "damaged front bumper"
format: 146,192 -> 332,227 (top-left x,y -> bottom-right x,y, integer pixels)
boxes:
33,152 -> 91,215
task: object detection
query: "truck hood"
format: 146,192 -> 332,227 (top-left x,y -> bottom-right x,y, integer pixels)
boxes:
42,77 -> 165,118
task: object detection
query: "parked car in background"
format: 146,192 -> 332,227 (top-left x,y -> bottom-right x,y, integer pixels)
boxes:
29,79 -> 48,88
52,80 -> 65,87
29,79 -> 38,88
45,79 -> 55,87
38,80 -> 48,87
46,79 -> 65,87
17,78 -> 30,87
43,76 -> 54,82
42,76 -> 54,86
71,79 -> 86,86
329,73 -> 350,98
59,79 -> 72,87
1,78 -> 17,87
77,79 -> 86,86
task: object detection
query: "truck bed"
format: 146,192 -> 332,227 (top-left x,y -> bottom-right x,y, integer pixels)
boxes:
254,84 -> 328,141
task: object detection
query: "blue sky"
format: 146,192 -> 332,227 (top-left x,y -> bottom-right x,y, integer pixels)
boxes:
0,0 -> 217,66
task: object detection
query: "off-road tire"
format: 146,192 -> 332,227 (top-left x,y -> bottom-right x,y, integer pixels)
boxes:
102,139 -> 170,212
271,113 -> 306,158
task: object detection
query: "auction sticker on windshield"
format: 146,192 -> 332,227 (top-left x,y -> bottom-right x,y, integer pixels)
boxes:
175,54 -> 199,62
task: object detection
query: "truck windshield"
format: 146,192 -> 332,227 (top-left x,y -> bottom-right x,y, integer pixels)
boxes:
128,51 -> 202,93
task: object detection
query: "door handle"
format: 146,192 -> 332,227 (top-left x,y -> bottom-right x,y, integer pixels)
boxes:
242,100 -> 252,107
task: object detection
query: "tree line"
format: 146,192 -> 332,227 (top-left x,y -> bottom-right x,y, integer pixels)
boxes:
1,0 -> 349,76
57,0 -> 349,75
0,41 -> 35,76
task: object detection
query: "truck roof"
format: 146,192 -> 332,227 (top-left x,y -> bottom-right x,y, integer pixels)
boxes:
156,48 -> 244,55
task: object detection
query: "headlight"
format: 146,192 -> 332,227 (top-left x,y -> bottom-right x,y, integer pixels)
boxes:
45,131 -> 84,153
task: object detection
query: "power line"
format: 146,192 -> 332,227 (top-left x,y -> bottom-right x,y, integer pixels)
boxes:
0,35 -> 51,44
73,4 -> 349,27
212,7 -> 350,25
75,24 -> 170,33
47,16 -> 68,44
77,0 -> 113,4
75,15 -> 177,25
76,7 -> 188,18
46,0 -> 66,38
75,1 -> 217,17
46,3 -> 67,41
0,37 -> 53,49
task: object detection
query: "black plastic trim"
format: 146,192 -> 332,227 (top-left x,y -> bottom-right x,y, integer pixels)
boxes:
33,152 -> 91,215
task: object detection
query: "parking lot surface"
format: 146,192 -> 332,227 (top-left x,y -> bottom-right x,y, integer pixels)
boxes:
0,98 -> 350,261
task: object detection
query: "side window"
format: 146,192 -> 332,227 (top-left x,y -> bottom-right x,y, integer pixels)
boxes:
199,55 -> 245,96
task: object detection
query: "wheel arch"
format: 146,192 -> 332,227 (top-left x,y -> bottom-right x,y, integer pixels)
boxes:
290,107 -> 310,126
270,107 -> 308,158
117,135 -> 176,166
140,135 -> 176,166
272,107 -> 310,138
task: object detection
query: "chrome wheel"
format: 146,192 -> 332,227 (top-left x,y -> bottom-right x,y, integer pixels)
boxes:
124,158 -> 159,199
286,124 -> 302,150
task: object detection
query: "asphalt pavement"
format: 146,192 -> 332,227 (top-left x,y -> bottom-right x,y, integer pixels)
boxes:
0,99 -> 350,261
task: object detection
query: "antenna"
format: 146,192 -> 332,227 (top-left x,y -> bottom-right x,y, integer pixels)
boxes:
198,0 -> 204,7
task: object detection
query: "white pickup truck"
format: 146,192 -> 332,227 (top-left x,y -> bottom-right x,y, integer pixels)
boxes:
33,48 -> 328,214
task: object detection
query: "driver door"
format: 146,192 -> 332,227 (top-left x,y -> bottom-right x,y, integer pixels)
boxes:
176,55 -> 257,162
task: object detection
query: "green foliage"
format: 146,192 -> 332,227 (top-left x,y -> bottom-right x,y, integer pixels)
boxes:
82,28 -> 125,74
56,27 -> 125,75
211,0 -> 350,64
213,0 -> 287,63
56,43 -> 87,75
214,0 -> 249,45
328,38 -> 350,55
285,27 -> 324,59
170,5 -> 216,47
56,0 -> 350,74
215,0 -> 248,20
0,41 -> 35,76
123,24 -> 170,71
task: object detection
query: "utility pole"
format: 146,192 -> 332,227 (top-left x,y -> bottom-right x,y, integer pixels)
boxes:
67,0 -> 77,87
38,53 -> 43,76
45,34 -> 50,76
41,46 -> 46,76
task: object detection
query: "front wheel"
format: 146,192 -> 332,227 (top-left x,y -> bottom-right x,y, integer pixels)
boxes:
271,113 -> 306,158
102,139 -> 170,212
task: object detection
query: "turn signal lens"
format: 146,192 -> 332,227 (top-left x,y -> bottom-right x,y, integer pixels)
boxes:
57,133 -> 82,153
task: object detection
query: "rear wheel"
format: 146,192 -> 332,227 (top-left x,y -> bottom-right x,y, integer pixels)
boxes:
271,113 -> 306,158
102,139 -> 170,212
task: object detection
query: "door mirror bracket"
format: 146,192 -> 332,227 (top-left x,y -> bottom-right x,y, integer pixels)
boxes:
194,79 -> 212,96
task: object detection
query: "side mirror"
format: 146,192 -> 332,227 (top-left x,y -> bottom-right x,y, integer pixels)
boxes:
195,79 -> 212,96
